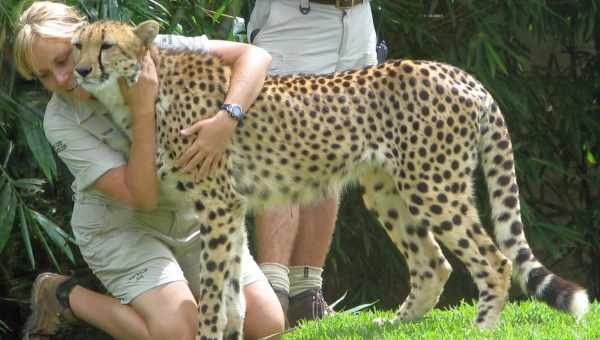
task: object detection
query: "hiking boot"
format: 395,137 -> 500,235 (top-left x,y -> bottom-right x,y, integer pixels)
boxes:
272,288 -> 290,329
287,288 -> 334,327
23,273 -> 79,340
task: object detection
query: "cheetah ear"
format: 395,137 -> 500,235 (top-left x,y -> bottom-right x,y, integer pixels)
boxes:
134,20 -> 160,45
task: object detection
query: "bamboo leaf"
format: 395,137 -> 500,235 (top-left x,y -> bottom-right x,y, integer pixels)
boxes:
30,210 -> 75,264
0,318 -> 9,334
33,222 -> 61,271
528,158 -> 570,177
0,182 -> 16,253
536,222 -> 587,245
14,178 -> 46,195
484,40 -> 508,76
19,206 -> 35,269
18,118 -> 57,183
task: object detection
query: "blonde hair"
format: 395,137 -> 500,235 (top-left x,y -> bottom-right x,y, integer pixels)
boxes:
14,1 -> 87,79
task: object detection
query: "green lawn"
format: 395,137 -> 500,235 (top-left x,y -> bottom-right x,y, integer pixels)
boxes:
282,300 -> 600,340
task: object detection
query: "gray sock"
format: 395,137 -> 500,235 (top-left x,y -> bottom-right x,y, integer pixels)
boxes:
259,262 -> 290,295
289,266 -> 323,297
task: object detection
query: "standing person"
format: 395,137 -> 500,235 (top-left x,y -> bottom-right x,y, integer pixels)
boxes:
247,0 -> 378,328
15,1 -> 283,339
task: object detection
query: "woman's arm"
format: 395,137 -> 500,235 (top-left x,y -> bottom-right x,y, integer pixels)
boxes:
94,53 -> 160,210
175,41 -> 271,179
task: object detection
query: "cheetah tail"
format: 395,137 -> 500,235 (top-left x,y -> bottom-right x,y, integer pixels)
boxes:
479,99 -> 589,320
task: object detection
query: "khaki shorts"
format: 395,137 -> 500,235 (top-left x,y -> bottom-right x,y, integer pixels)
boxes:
247,0 -> 378,75
71,196 -> 264,304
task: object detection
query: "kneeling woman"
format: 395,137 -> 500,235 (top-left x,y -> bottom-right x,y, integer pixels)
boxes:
15,2 -> 282,339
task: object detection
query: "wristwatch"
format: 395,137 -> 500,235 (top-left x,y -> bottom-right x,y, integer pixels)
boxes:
221,103 -> 245,127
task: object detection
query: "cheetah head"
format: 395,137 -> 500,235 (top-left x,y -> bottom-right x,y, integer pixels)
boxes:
71,20 -> 159,92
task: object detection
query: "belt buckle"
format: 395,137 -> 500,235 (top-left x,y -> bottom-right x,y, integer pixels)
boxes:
335,0 -> 358,10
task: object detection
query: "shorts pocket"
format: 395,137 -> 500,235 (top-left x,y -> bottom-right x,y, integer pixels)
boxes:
71,200 -> 108,247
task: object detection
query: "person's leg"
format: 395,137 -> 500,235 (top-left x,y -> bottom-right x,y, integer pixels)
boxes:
243,279 -> 285,340
240,243 -> 284,338
24,273 -> 196,340
129,281 -> 198,340
249,1 -> 342,325
55,207 -> 196,340
255,205 -> 299,268
281,2 -> 376,324
286,197 -> 338,327
254,205 -> 299,316
286,1 -> 379,327
76,280 -> 197,340
290,197 -> 338,268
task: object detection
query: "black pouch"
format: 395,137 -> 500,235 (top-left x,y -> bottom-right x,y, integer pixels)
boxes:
374,3 -> 388,64
376,40 -> 388,64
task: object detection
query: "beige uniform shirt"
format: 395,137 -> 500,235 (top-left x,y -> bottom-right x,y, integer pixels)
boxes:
44,34 -> 210,203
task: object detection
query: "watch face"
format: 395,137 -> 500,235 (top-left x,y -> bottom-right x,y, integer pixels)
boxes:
231,105 -> 242,117
222,104 -> 244,127
225,104 -> 243,118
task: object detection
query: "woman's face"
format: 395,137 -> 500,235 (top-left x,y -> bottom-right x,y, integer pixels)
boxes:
29,36 -> 90,100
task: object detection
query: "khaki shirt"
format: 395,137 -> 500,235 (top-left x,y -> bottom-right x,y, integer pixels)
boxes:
44,35 -> 208,238
44,34 -> 209,206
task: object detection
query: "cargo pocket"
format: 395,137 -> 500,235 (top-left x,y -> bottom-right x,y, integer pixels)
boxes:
70,200 -> 108,247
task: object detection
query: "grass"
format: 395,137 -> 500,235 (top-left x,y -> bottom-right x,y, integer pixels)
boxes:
282,300 -> 600,340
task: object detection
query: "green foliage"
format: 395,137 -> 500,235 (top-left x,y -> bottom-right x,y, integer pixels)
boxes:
72,0 -> 245,40
1,0 -> 70,275
284,301 -> 600,340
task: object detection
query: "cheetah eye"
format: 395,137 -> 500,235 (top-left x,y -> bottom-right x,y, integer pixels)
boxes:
101,42 -> 115,50
73,42 -> 82,49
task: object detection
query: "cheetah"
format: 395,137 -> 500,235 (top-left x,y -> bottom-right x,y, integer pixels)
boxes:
71,20 -> 589,338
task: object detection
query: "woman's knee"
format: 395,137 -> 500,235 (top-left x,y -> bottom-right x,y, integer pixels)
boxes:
243,280 -> 285,340
131,281 -> 198,340
148,315 -> 197,340
246,315 -> 284,340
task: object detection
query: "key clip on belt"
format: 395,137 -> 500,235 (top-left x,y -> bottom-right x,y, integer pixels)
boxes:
335,0 -> 361,9
300,0 -> 362,14
299,0 -> 311,14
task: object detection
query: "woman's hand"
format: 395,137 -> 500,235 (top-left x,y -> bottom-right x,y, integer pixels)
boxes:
174,40 -> 271,182
175,110 -> 237,181
123,52 -> 159,118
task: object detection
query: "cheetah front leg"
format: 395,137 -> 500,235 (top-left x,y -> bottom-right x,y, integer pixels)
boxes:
189,190 -> 245,340
360,170 -> 453,324
223,224 -> 247,340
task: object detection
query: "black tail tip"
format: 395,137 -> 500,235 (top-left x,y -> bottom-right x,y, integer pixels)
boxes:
527,267 -> 589,319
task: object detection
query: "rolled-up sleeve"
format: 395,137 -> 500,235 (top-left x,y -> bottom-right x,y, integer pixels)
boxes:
44,98 -> 126,193
154,34 -> 210,53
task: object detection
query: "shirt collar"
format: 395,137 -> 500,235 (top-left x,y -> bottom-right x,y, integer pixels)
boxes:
56,93 -> 107,123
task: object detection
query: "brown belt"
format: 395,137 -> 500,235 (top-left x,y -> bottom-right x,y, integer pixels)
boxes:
309,0 -> 364,9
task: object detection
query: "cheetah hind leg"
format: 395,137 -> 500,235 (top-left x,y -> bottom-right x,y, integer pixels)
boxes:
412,194 -> 513,329
359,170 -> 453,326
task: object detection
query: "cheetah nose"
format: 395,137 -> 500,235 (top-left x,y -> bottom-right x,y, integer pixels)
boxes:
75,66 -> 92,78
